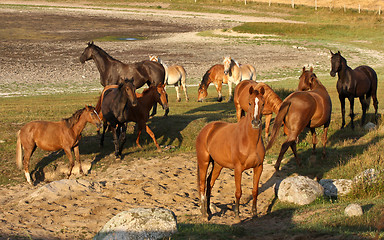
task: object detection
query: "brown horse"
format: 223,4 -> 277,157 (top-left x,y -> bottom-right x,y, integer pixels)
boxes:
330,50 -> 378,129
80,42 -> 165,116
266,67 -> 332,171
197,64 -> 229,102
234,80 -> 282,140
98,84 -> 168,153
196,86 -> 265,222
16,106 -> 102,185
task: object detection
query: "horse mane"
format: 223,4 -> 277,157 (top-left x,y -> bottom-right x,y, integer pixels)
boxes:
62,107 -> 87,128
259,83 -> 282,113
232,58 -> 240,67
200,69 -> 211,88
90,43 -> 119,62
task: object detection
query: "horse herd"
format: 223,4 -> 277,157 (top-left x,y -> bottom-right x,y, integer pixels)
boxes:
15,42 -> 379,222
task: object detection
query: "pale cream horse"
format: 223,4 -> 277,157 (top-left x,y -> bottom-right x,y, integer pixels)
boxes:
223,56 -> 257,101
149,55 -> 189,102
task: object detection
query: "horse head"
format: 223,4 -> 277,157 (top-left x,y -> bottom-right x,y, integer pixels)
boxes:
330,50 -> 343,77
298,66 -> 317,91
223,56 -> 232,75
248,86 -> 265,129
84,105 -> 103,129
156,84 -> 169,114
121,79 -> 138,107
79,41 -> 95,63
197,83 -> 208,102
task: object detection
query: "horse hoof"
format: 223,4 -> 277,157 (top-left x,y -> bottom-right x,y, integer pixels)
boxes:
116,157 -> 121,161
177,99 -> 181,102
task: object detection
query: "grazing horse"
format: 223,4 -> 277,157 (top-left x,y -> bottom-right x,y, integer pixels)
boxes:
197,64 -> 229,102
149,55 -> 189,102
98,79 -> 138,160
16,106 -> 102,185
80,42 -> 165,116
234,80 -> 282,140
196,86 -> 265,222
99,84 -> 169,152
266,67 -> 332,171
330,50 -> 378,129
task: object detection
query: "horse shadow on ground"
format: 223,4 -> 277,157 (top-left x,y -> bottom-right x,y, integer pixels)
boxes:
30,134 -> 101,185
271,112 -> 382,180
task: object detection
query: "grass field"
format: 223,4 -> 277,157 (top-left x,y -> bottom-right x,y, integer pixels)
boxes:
1,0 -> 384,239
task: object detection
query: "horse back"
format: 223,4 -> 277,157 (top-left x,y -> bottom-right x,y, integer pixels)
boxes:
240,64 -> 257,81
209,64 -> 228,84
123,60 -> 165,88
354,65 -> 378,96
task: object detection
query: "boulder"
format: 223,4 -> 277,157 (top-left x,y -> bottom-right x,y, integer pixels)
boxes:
364,122 -> 376,131
319,179 -> 353,197
94,208 -> 177,240
277,176 -> 323,205
345,203 -> 363,217
354,168 -> 381,184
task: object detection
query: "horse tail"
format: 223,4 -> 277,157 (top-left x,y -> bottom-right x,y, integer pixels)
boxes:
16,130 -> 23,169
266,101 -> 291,150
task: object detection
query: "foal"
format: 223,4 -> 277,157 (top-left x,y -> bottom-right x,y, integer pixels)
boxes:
16,106 -> 102,185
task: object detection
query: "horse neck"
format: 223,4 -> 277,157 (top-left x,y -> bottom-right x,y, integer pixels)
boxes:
337,57 -> 352,80
70,112 -> 89,137
91,48 -> 115,74
265,88 -> 282,113
230,59 -> 240,72
239,110 -> 262,139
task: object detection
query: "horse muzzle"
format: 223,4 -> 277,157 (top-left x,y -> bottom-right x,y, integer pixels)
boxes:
330,71 -> 336,77
252,119 -> 262,129
224,70 -> 229,75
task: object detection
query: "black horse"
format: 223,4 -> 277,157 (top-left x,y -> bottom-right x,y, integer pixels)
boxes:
330,50 -> 378,129
99,79 -> 138,160
80,41 -> 165,116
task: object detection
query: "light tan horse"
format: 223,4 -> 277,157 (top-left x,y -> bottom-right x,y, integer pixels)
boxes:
266,67 -> 332,171
196,86 -> 265,222
223,56 -> 256,100
234,80 -> 283,140
16,106 -> 102,185
149,55 -> 189,102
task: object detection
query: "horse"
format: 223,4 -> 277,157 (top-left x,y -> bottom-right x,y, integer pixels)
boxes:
197,64 -> 229,102
98,83 -> 168,156
96,79 -> 138,160
80,41 -> 165,116
196,86 -> 265,222
149,55 -> 189,102
266,67 -> 332,171
234,80 -> 282,140
330,50 -> 378,129
16,106 -> 102,185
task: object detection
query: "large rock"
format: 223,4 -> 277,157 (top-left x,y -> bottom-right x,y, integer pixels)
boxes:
277,176 -> 324,205
345,203 -> 363,217
354,168 -> 381,184
94,208 -> 177,240
319,179 -> 353,197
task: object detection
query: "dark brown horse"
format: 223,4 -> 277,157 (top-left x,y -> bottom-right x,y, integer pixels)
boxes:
266,67 -> 332,171
196,86 -> 265,222
16,106 -> 102,185
80,42 -> 165,115
330,50 -> 378,129
98,84 -> 168,155
197,64 -> 229,102
234,80 -> 283,140
97,79 -> 138,160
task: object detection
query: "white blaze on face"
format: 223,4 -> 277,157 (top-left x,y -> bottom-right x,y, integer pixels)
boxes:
253,97 -> 259,120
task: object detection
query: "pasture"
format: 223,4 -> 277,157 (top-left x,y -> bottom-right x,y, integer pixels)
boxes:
0,0 -> 384,239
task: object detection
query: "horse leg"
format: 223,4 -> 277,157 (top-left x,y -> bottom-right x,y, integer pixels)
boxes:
216,81 -> 223,102
144,125 -> 162,152
310,128 -> 317,155
175,85 -> 181,102
339,96 -> 346,129
73,145 -> 84,175
99,122 -> 107,147
228,81 -> 233,102
118,124 -> 127,158
321,126 -> 329,159
359,96 -> 367,126
197,151 -> 211,221
181,80 -> 189,101
275,135 -> 297,171
348,97 -> 355,129
150,102 -> 158,117
206,162 -> 223,216
63,148 -> 75,178
234,167 -> 243,222
111,126 -> 121,160
22,145 -> 36,185
290,142 -> 301,167
252,163 -> 263,217
264,114 -> 272,141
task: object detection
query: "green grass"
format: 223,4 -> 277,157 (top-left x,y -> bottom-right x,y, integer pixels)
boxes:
1,0 -> 384,239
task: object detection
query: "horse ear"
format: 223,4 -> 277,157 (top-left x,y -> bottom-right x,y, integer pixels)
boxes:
330,50 -> 334,55
337,50 -> 340,54
310,66 -> 314,72
259,86 -> 265,95
302,66 -> 306,72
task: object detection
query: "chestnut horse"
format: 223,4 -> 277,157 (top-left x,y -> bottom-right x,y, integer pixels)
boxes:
266,67 -> 332,171
196,86 -> 265,222
97,79 -> 138,160
197,64 -> 229,102
234,80 -> 282,140
16,106 -> 102,185
330,50 -> 378,129
98,84 -> 168,154
80,42 -> 165,116
149,55 -> 189,102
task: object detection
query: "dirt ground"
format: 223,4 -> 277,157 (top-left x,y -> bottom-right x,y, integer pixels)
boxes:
0,1 -> 340,239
